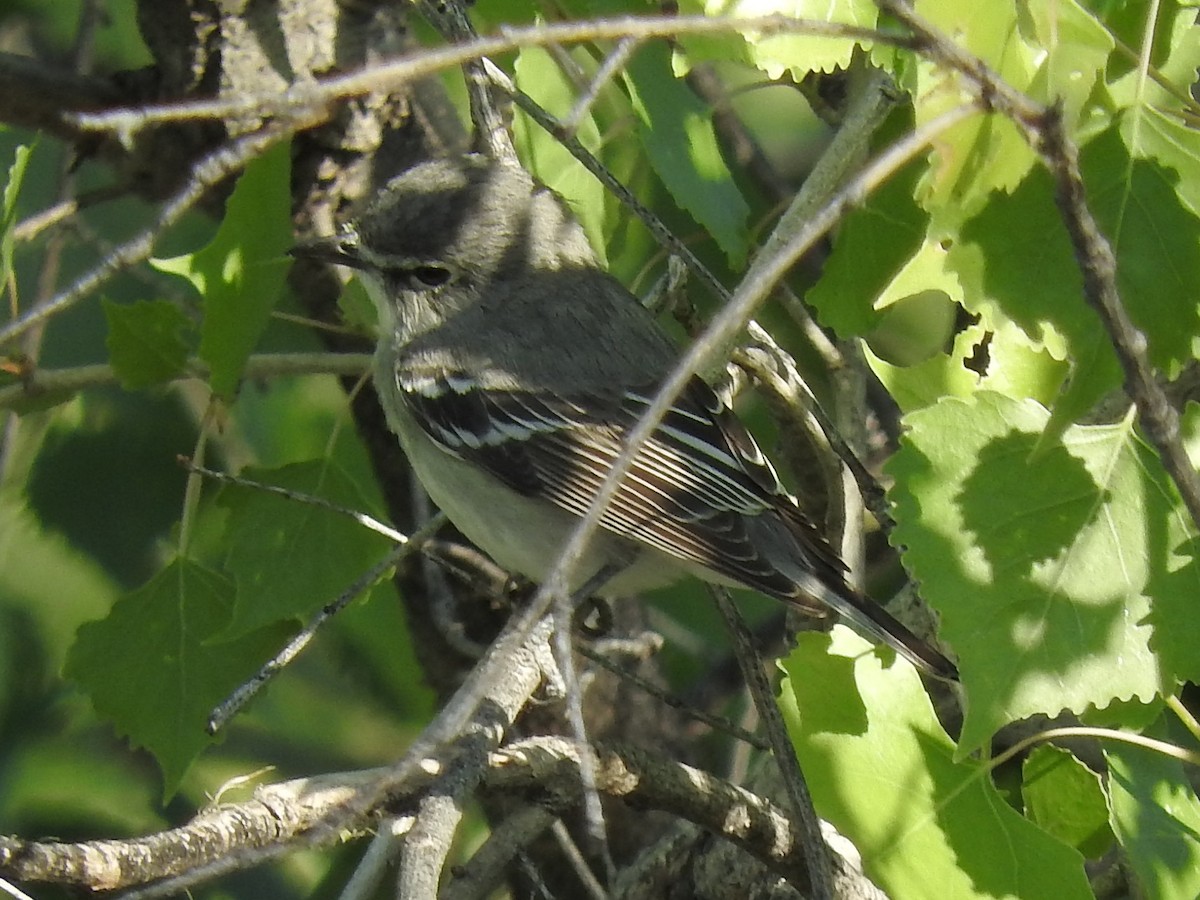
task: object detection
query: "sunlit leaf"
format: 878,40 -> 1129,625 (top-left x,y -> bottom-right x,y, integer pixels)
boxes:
623,43 -> 750,266
781,628 -> 1090,899
153,141 -> 292,398
887,393 -> 1195,750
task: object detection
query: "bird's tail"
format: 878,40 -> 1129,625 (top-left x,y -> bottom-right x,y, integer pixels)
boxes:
789,569 -> 959,681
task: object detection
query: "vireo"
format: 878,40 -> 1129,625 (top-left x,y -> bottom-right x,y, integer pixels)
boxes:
293,155 -> 957,681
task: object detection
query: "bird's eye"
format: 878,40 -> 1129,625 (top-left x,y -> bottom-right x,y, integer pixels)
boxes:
408,265 -> 454,289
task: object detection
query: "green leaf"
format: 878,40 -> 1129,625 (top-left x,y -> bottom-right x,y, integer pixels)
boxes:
1,141 -> 34,297
912,0 -> 1039,213
1107,1 -> 1200,116
219,460 -> 393,637
1,732 -> 164,835
865,318 -> 1070,418
153,141 -> 292,398
0,499 -> 117,665
1107,716 -> 1200,900
65,557 -> 290,796
949,157 -> 1119,429
781,627 -> 1091,899
949,127 -> 1200,432
864,321 -> 983,413
622,43 -> 750,266
707,0 -> 877,77
1022,745 -> 1112,857
887,392 -> 1187,751
102,299 -> 192,388
1021,0 -> 1113,128
975,319 -> 1070,407
807,161 -> 929,337
1085,127 -> 1200,377
337,275 -> 378,334
1123,105 -> 1200,219
672,0 -> 753,69
514,45 -> 608,265
864,288 -> 959,367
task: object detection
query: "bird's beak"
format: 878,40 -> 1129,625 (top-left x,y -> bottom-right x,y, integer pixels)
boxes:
289,233 -> 367,270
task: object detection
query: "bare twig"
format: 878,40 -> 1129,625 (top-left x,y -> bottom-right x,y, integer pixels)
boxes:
181,458 -> 410,544
0,125 -> 296,348
0,50 -> 122,141
0,352 -> 372,410
0,768 -> 407,892
416,0 -> 516,161
440,806 -> 557,900
488,737 -> 808,885
398,786 -> 465,900
711,587 -> 831,899
562,38 -> 639,136
0,735 -> 827,895
68,17 -> 919,134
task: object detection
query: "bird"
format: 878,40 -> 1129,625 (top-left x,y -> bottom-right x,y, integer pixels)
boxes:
291,154 -> 957,681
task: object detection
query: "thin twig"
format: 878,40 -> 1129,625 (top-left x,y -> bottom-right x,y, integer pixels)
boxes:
0,125 -> 296,348
181,458 -> 410,544
577,643 -> 770,751
0,352 -> 372,410
439,806 -> 556,900
0,49 -> 121,141
68,17 -> 920,134
562,38 -> 639,136
711,587 -> 831,900
416,0 -> 516,161
206,516 -> 442,733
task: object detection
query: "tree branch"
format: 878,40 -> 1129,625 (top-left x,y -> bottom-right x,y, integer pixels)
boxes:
0,50 -> 123,141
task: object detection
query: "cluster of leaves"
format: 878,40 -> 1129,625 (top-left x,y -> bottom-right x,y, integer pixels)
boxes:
2,0 -> 1199,897
775,2 -> 1200,897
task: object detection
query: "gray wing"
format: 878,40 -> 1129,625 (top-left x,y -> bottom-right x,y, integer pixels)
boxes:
398,369 -> 959,680
398,370 -> 844,613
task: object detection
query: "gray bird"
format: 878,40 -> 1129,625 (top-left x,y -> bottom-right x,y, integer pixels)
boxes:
293,155 -> 957,681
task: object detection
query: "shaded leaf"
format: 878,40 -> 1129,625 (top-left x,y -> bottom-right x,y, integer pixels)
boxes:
220,460 -> 393,637
1022,745 -> 1112,857
948,156 -> 1116,429
887,392 -> 1190,750
807,160 -> 928,337
103,299 -> 192,388
1123,105 -> 1200,219
65,557 -> 290,796
948,128 -> 1200,434
1107,716 -> 1200,900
